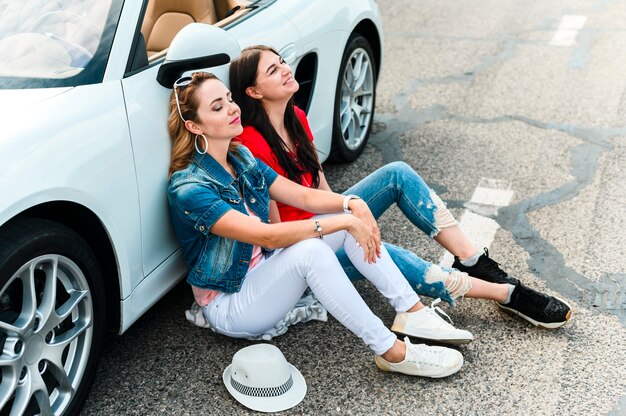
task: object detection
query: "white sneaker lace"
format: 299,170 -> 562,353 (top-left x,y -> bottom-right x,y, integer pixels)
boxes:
403,337 -> 444,367
427,298 -> 455,326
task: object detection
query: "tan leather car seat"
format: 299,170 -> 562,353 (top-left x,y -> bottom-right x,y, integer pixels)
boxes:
141,0 -> 218,56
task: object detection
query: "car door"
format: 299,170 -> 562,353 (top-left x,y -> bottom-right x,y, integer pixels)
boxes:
227,7 -> 302,69
122,58 -> 178,276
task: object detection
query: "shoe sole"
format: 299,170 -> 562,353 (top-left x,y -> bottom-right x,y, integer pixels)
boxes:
375,356 -> 464,378
391,328 -> 473,345
496,297 -> 573,329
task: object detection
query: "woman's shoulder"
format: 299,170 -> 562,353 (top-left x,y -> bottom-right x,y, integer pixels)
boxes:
168,165 -> 214,205
236,144 -> 255,161
169,163 -> 197,184
294,105 -> 307,118
237,125 -> 265,145
236,127 -> 272,156
234,145 -> 276,180
169,163 -> 210,187
234,145 -> 269,171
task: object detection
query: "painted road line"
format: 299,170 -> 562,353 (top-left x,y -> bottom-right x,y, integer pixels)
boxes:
439,179 -> 513,268
470,186 -> 514,207
550,15 -> 587,47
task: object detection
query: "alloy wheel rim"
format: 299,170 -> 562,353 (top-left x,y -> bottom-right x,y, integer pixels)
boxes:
339,47 -> 375,151
0,254 -> 93,415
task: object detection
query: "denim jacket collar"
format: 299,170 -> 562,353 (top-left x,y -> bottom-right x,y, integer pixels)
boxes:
192,149 -> 250,187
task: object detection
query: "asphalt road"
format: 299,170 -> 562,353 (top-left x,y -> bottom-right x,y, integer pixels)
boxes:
82,0 -> 626,414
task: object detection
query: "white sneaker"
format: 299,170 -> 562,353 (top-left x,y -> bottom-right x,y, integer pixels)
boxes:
375,337 -> 463,378
391,299 -> 474,344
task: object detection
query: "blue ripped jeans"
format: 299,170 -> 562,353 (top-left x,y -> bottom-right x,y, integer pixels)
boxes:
336,161 -> 456,304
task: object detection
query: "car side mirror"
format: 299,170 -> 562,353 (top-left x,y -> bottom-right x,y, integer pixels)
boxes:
156,23 -> 241,88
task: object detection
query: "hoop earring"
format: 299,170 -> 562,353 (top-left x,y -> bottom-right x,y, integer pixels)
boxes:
194,134 -> 208,154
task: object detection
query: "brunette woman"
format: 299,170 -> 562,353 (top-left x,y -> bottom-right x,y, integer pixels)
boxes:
228,45 -> 572,329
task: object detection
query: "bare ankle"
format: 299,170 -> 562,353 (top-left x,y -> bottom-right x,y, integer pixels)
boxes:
458,249 -> 481,261
381,340 -> 406,363
406,302 -> 424,313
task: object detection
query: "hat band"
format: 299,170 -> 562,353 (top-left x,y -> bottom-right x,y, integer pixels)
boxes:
230,374 -> 294,397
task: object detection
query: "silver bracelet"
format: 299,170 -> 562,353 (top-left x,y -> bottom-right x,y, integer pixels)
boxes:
343,194 -> 361,213
314,220 -> 324,239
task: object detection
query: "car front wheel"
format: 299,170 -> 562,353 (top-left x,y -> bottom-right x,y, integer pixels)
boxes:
330,33 -> 377,162
0,218 -> 105,416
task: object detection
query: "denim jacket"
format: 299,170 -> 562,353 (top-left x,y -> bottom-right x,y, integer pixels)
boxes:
167,145 -> 278,292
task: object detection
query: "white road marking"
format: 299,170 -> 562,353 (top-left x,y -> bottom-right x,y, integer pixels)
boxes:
439,179 -> 513,267
550,15 -> 587,47
470,186 -> 514,207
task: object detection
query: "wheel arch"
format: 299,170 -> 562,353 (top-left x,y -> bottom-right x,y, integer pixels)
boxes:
327,21 -> 380,163
352,19 -> 382,82
12,201 -> 121,334
293,18 -> 381,114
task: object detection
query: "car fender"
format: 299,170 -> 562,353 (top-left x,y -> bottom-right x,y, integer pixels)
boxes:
0,82 -> 143,299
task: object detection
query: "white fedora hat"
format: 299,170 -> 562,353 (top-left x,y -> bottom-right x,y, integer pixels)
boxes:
223,344 -> 307,413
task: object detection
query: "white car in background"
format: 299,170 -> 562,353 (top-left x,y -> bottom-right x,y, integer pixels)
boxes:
0,0 -> 382,414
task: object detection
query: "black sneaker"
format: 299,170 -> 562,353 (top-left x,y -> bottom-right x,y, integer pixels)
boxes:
499,283 -> 572,329
452,248 -> 518,285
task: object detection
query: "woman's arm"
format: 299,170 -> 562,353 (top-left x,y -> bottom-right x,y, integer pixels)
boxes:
269,175 -> 381,259
299,169 -> 381,245
269,175 -> 344,216
210,207 -> 379,262
317,170 -> 332,191
345,197 -> 382,244
268,200 -> 282,224
267,170 -> 330,223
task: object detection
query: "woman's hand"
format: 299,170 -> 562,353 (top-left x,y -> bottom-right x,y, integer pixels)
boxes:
345,215 -> 380,263
348,198 -> 381,259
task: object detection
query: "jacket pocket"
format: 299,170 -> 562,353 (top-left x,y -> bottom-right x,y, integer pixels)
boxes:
250,171 -> 266,191
221,187 -> 241,204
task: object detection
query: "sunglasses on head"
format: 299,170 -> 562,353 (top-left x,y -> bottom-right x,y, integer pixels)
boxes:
173,75 -> 194,122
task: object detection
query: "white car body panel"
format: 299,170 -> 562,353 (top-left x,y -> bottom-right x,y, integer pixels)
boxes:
0,83 -> 142,297
104,0 -> 145,82
0,87 -> 70,113
122,67 -> 179,276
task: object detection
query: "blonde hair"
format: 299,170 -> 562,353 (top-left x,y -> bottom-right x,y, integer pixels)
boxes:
168,72 -> 238,177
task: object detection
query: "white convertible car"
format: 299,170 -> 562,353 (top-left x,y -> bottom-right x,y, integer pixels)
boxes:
0,0 -> 382,414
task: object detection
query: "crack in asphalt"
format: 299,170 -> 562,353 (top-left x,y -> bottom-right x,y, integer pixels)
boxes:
372,57 -> 626,324
373,102 -> 626,324
375,5 -> 626,411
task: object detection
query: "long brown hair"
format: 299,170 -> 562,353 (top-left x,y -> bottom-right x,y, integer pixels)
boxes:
229,45 -> 321,187
168,72 -> 238,177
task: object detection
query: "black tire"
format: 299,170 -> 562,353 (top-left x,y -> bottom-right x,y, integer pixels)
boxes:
0,218 -> 105,416
329,33 -> 378,162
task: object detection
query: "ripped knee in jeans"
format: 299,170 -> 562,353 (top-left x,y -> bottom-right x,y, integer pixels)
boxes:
425,263 -> 472,300
430,191 -> 458,231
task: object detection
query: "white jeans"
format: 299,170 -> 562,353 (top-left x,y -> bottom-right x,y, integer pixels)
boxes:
203,215 -> 421,355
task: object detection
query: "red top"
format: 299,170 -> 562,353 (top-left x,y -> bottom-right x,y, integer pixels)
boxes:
236,106 -> 316,222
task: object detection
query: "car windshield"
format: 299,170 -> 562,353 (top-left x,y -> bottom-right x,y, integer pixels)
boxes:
0,0 -> 122,89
